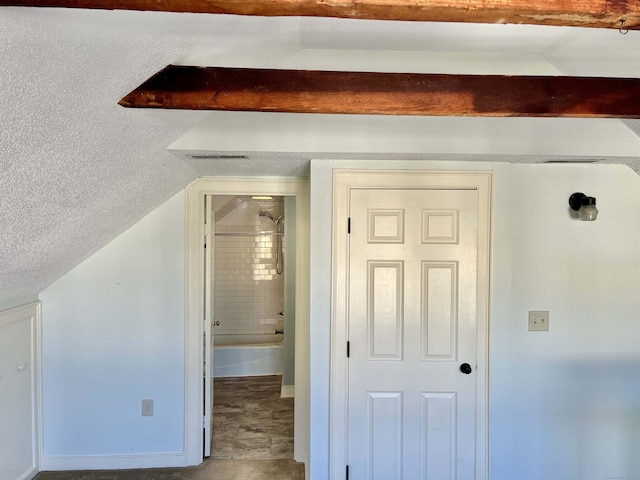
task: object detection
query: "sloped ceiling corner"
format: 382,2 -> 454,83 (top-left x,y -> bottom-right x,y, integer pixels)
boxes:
0,8 -> 302,309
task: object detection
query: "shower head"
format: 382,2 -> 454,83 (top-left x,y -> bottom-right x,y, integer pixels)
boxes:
259,210 -> 275,221
260,210 -> 283,228
259,209 -> 285,275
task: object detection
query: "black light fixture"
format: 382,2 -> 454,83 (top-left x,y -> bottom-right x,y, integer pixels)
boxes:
569,192 -> 598,221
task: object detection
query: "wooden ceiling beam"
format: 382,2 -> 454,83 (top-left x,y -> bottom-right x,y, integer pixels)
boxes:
3,0 -> 640,30
118,65 -> 640,118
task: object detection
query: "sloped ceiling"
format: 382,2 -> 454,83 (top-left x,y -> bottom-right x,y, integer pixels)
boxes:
2,7 -> 640,309
0,8 -> 299,308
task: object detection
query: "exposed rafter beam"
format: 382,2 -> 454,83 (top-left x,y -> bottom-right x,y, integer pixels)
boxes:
3,0 -> 640,30
119,65 -> 640,118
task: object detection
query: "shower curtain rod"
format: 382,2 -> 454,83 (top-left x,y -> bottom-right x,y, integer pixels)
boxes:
214,231 -> 284,237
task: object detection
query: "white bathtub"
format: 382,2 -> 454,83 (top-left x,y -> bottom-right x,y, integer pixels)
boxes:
213,333 -> 283,377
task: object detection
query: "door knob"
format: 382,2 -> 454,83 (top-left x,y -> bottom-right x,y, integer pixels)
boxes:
460,363 -> 473,375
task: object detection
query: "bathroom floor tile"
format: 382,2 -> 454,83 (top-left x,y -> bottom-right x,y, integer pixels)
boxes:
212,375 -> 294,460
35,458 -> 305,480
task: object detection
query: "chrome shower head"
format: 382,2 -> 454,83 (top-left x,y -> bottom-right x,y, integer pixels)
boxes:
259,210 -> 275,221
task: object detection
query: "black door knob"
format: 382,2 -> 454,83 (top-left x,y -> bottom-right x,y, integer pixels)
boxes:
460,363 -> 473,375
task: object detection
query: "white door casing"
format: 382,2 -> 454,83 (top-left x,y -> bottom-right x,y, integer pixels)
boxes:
203,195 -> 213,457
331,170 -> 491,480
186,177 -> 310,467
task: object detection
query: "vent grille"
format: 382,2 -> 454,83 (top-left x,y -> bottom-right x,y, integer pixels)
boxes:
543,159 -> 599,164
189,154 -> 249,160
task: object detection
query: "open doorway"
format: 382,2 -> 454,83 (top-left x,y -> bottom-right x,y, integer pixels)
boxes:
185,177 -> 309,470
209,195 -> 295,459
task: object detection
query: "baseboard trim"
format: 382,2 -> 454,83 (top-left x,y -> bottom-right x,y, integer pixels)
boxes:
16,465 -> 38,480
281,385 -> 295,398
214,371 -> 283,378
40,453 -> 186,471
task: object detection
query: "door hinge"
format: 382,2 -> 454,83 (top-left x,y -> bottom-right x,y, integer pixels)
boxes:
346,465 -> 349,480
347,217 -> 351,234
347,341 -> 350,358
203,416 -> 206,428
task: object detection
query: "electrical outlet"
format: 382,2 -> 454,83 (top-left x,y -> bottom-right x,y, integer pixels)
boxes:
141,399 -> 154,416
528,311 -> 549,331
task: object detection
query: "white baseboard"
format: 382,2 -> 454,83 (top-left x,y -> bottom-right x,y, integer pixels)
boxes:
281,385 -> 295,398
40,453 -> 186,471
16,465 -> 38,480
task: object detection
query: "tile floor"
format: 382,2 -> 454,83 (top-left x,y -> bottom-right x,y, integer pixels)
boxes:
35,458 -> 304,480
212,375 -> 294,460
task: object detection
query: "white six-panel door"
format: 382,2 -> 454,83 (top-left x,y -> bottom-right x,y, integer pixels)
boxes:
347,187 -> 479,480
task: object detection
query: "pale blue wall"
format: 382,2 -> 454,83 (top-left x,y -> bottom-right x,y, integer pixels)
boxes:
309,160 -> 640,480
40,191 -> 186,458
34,162 -> 640,478
0,295 -> 39,313
490,164 -> 640,480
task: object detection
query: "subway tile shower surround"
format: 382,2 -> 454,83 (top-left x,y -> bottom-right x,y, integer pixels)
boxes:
214,199 -> 285,336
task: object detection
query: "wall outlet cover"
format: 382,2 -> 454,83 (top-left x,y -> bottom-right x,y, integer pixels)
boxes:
528,311 -> 550,331
141,399 -> 154,416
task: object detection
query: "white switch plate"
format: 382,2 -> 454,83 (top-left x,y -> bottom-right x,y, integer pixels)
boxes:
141,399 -> 154,416
528,311 -> 549,331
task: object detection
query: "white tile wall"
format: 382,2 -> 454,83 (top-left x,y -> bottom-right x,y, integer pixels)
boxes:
213,199 -> 285,335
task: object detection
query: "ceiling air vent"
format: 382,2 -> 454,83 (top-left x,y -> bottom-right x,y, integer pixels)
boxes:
543,159 -> 599,164
189,154 -> 249,160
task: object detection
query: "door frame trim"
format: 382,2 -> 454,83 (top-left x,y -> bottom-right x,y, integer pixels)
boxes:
330,170 -> 492,480
185,177 -> 310,466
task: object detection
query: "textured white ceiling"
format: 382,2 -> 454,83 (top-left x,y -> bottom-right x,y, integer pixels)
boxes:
2,7 -> 640,309
299,17 -> 572,53
0,8 -> 286,308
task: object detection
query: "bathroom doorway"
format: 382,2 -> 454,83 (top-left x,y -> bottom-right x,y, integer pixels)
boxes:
209,195 -> 295,459
185,177 -> 309,468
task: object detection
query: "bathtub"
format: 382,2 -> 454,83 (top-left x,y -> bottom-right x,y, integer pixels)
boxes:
213,333 -> 283,378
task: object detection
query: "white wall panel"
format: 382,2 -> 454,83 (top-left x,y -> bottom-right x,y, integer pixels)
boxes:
0,302 -> 40,480
490,163 -> 640,480
40,191 -> 186,465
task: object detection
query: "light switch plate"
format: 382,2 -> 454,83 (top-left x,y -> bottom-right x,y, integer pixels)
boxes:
528,311 -> 549,331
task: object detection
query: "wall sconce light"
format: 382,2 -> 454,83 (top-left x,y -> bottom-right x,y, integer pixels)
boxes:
569,192 -> 598,221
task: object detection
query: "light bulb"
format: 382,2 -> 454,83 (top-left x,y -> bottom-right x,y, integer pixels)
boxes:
579,197 -> 598,221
